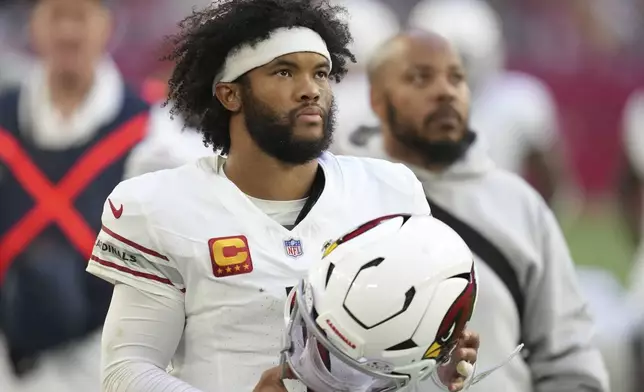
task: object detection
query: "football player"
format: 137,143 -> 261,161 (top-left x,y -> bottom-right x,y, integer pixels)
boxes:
87,1 -> 481,391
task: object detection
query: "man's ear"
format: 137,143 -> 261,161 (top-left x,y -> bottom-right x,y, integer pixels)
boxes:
370,84 -> 386,123
214,83 -> 242,112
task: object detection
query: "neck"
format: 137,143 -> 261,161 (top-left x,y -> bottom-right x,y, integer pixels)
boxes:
225,121 -> 319,201
48,68 -> 94,118
381,126 -> 448,173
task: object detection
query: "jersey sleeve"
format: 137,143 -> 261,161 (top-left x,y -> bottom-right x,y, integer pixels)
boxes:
86,181 -> 185,301
365,157 -> 432,216
411,176 -> 432,216
102,284 -> 202,392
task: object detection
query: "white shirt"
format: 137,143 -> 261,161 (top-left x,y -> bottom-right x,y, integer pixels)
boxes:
87,152 -> 433,392
19,59 -> 125,150
219,161 -> 308,229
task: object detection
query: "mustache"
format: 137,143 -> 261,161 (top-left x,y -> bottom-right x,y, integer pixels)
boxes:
288,104 -> 328,122
423,104 -> 463,127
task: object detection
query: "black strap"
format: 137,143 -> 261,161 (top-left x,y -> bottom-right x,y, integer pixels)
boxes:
294,165 -> 325,226
426,196 -> 525,324
633,328 -> 644,390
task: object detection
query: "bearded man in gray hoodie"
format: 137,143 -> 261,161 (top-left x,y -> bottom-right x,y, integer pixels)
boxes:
334,29 -> 609,392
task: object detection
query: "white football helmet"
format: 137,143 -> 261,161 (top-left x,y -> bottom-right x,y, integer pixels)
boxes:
281,214 -> 478,391
336,0 -> 401,71
408,0 -> 505,92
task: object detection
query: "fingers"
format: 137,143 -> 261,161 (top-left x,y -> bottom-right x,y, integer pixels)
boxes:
262,367 -> 286,384
254,366 -> 290,392
444,331 -> 479,392
456,360 -> 474,378
446,346 -> 476,391
448,378 -> 465,392
281,364 -> 296,380
460,330 -> 480,350
253,363 -> 299,392
453,329 -> 478,368
453,346 -> 477,364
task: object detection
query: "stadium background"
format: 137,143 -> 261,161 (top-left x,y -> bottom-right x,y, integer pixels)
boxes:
0,0 -> 642,389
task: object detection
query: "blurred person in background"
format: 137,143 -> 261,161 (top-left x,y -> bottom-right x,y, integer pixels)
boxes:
0,0 -> 209,390
620,89 -> 644,307
0,1 -> 33,387
329,0 -> 400,155
344,29 -> 609,392
407,0 -> 565,207
0,0 -> 143,383
617,88 -> 644,392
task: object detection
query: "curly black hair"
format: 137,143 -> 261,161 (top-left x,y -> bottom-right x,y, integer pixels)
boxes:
164,0 -> 355,154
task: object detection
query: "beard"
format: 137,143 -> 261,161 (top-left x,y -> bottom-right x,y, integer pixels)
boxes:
385,98 -> 475,166
241,86 -> 336,165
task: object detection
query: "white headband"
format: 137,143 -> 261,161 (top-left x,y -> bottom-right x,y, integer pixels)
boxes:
212,27 -> 332,94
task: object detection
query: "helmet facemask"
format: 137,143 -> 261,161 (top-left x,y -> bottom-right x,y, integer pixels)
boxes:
280,280 -> 441,392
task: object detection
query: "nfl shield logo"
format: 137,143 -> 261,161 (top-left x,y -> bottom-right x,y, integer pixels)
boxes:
284,238 -> 304,258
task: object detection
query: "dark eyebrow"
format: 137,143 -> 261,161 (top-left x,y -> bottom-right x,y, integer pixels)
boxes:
408,64 -> 463,73
316,60 -> 331,70
408,64 -> 434,73
269,59 -> 300,69
268,58 -> 331,71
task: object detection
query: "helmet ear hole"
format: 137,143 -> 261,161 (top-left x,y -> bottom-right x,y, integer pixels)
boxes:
324,263 -> 335,289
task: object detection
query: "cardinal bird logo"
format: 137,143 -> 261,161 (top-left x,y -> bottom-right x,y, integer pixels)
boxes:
423,264 -> 478,361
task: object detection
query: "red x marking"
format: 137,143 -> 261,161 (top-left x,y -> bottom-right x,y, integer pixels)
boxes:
0,114 -> 148,282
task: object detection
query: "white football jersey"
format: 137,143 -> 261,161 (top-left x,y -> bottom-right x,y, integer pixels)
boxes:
86,152 -> 430,392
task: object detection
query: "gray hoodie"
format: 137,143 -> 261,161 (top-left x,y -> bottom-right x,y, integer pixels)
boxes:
338,131 -> 609,392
